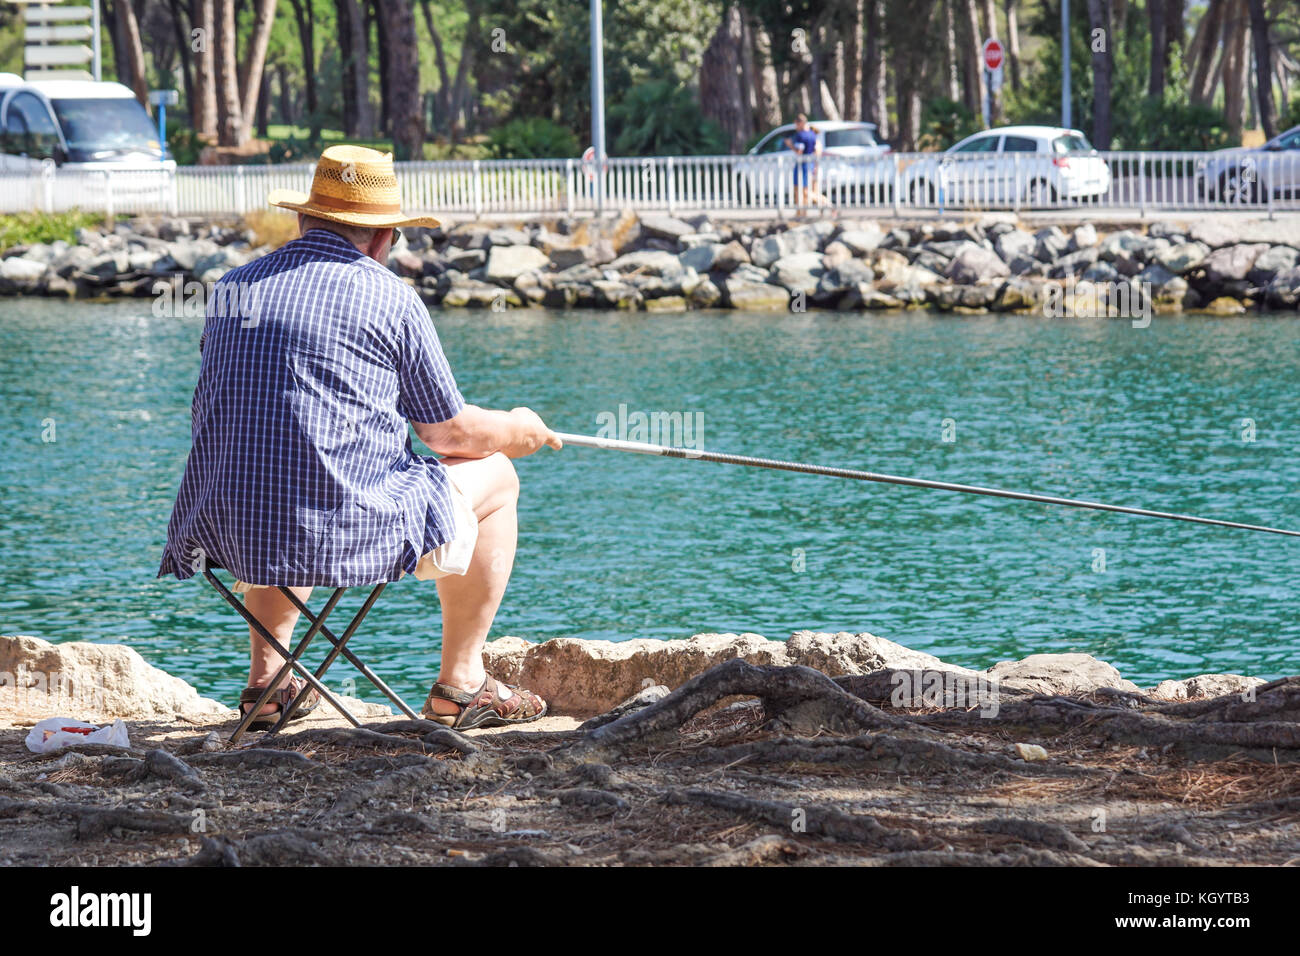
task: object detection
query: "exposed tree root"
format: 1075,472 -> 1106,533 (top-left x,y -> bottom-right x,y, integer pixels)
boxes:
553,659 -> 907,766
675,732 -> 1080,776
661,787 -> 933,850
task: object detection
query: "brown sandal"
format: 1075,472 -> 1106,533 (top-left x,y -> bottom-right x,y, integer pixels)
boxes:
421,674 -> 547,729
238,675 -> 321,730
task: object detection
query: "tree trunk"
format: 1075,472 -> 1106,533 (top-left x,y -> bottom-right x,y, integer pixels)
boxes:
379,0 -> 423,160
699,6 -> 752,153
277,63 -> 293,126
114,0 -> 150,106
1248,0 -> 1277,139
1222,0 -> 1248,143
863,0 -> 888,140
1190,0 -> 1226,105
372,0 -> 389,135
1004,0 -> 1021,91
237,0 -> 276,142
1148,0 -> 1166,98
747,12 -> 782,131
962,0 -> 984,121
447,2 -> 480,143
981,0 -> 999,123
256,69 -> 270,138
214,0 -> 244,146
944,0 -> 961,102
1086,0 -> 1112,148
288,0 -> 320,139
190,0 -> 217,137
894,0 -> 939,150
165,0 -> 196,122
418,0 -> 452,136
845,0 -> 863,120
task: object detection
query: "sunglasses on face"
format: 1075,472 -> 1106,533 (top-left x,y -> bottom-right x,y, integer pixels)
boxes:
392,228 -> 402,245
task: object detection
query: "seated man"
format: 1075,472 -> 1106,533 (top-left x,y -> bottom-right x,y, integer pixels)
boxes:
158,145 -> 559,730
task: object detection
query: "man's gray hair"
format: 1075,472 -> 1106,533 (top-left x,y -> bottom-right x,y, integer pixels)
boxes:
299,214 -> 385,247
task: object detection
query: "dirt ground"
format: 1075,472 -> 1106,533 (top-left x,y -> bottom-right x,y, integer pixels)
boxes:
2,663 -> 1298,867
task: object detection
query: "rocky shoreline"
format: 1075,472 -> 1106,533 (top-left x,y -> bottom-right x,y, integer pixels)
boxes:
3,212 -> 1300,315
3,631 -> 1296,867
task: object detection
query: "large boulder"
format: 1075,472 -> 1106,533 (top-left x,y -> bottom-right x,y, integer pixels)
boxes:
724,277 -> 789,310
984,653 -> 1141,696
1202,243 -> 1270,284
750,225 -> 821,268
994,228 -> 1036,264
480,630 -> 981,716
1148,673 -> 1266,701
677,243 -> 722,273
713,240 -> 751,272
607,249 -> 685,277
0,634 -> 229,721
945,243 -> 1010,284
485,244 -> 550,282
638,215 -> 695,243
1153,241 -> 1209,274
1247,245 -> 1299,282
769,251 -> 826,294
836,223 -> 886,255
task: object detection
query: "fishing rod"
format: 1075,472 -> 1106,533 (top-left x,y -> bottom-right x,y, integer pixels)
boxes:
553,432 -> 1300,539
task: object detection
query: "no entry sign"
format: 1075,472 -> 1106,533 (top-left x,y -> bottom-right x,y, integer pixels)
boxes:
982,38 -> 1004,72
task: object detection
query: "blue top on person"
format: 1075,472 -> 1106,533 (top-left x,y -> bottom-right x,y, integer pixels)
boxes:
784,114 -> 820,185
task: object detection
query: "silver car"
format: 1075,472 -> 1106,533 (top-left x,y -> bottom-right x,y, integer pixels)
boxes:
733,120 -> 892,204
902,125 -> 1111,207
1196,125 -> 1300,205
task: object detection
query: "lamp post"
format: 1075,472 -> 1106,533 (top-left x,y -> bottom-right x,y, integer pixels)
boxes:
590,0 -> 606,217
1061,0 -> 1072,129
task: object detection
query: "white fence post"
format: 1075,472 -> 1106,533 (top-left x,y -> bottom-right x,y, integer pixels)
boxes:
41,161 -> 55,213
103,170 -> 113,220
1137,152 -> 1147,218
565,159 -> 575,217
236,165 -> 246,215
891,153 -> 900,217
666,156 -> 675,216
473,160 -> 483,217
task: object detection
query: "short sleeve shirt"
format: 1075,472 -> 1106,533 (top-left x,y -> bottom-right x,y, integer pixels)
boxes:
158,229 -> 465,586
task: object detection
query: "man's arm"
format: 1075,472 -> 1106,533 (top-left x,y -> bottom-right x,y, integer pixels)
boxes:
413,405 -> 562,460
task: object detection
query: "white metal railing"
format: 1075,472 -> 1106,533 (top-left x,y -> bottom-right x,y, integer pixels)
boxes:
1,151 -> 1297,219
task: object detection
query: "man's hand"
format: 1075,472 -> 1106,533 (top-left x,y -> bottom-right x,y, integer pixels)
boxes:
504,407 -> 563,458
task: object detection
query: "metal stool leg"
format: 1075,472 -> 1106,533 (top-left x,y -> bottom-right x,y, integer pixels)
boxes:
268,583 -> 392,731
280,585 -> 421,720
204,571 -> 361,743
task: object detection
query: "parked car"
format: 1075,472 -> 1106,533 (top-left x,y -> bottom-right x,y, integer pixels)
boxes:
733,120 -> 892,204
902,125 -> 1111,207
1196,124 -> 1300,204
0,77 -> 175,212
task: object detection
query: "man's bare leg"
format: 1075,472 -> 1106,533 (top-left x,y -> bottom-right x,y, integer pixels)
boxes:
427,452 -> 520,716
244,585 -> 313,715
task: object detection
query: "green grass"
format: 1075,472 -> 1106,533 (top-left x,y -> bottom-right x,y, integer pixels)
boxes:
0,211 -> 104,248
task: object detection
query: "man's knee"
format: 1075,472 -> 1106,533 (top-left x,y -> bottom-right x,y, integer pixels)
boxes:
489,452 -> 520,501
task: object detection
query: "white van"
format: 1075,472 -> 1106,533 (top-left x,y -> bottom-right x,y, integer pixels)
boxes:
0,76 -> 175,212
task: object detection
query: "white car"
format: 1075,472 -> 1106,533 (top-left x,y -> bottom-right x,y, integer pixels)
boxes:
0,76 -> 175,213
902,125 -> 1111,207
734,120 -> 892,204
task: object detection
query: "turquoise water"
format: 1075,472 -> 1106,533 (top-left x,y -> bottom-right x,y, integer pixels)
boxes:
2,299 -> 1298,707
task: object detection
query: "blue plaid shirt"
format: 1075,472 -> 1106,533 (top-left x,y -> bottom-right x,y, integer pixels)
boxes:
158,229 -> 465,586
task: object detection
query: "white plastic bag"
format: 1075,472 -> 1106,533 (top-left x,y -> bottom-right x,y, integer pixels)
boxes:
25,717 -> 130,754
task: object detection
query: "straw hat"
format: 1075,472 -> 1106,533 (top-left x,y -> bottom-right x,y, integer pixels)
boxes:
268,144 -> 440,229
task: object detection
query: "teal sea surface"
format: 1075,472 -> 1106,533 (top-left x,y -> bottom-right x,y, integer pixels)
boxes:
1,300 -> 1297,704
